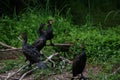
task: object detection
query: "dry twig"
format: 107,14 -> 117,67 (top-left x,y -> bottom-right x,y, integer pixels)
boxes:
0,48 -> 22,52
109,67 -> 120,76
59,56 -> 72,64
0,42 -> 16,49
5,63 -> 29,80
19,67 -> 38,80
19,53 -> 59,80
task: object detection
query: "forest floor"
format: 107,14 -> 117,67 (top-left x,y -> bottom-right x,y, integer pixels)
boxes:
0,63 -> 102,80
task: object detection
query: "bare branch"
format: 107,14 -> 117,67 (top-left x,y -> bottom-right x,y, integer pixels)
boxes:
19,53 -> 59,80
0,75 -> 18,80
0,42 -> 16,49
46,43 -> 73,46
44,53 -> 59,67
110,67 -> 120,76
0,48 -> 22,52
4,52 -> 72,80
5,63 -> 29,80
0,48 -> 21,60
19,67 -> 38,80
59,56 -> 72,64
44,53 -> 59,63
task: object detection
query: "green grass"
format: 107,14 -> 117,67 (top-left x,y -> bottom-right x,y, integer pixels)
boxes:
0,56 -> 25,73
0,7 -> 120,80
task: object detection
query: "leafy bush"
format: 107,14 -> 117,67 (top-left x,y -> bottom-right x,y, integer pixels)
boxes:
0,10 -> 120,61
0,7 -> 120,80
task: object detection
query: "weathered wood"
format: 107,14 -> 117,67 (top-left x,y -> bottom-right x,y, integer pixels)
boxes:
0,48 -> 22,52
0,43 -> 72,53
19,67 -> 37,80
0,52 -> 20,60
0,42 -> 16,49
59,56 -> 72,64
5,63 -> 29,80
0,42 -> 21,60
46,43 -> 73,46
44,53 -> 59,62
0,48 -> 21,60
0,75 -> 18,80
0,42 -> 72,60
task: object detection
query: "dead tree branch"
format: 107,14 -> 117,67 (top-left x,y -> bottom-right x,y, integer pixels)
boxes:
5,63 -> 29,80
109,66 -> 120,76
19,53 -> 59,80
0,75 -> 18,80
0,42 -> 16,49
0,48 -> 22,52
44,53 -> 59,67
59,56 -> 72,64
5,53 -> 60,80
19,67 -> 38,80
44,53 -> 59,62
46,43 -> 73,46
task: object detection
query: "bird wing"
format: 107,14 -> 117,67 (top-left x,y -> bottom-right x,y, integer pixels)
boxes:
32,37 -> 45,46
22,44 -> 40,58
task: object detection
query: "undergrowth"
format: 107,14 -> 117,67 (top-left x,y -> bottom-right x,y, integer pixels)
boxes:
0,7 -> 120,80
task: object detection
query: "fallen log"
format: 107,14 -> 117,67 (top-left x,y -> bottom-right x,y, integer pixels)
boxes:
0,48 -> 21,60
0,42 -> 72,60
0,42 -> 21,59
0,43 -> 72,52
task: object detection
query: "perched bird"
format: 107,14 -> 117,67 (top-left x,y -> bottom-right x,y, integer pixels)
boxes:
37,23 -> 46,37
46,20 -> 54,45
32,23 -> 47,52
21,32 -> 46,68
35,20 -> 54,48
71,43 -> 87,80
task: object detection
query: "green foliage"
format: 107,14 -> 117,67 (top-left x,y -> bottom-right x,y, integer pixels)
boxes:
0,58 -> 24,73
0,8 -> 120,62
0,6 -> 120,79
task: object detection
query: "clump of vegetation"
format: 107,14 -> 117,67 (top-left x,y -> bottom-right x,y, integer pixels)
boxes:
0,1 -> 120,79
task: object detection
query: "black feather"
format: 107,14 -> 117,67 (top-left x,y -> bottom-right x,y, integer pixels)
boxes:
72,44 -> 87,80
21,32 -> 41,66
32,23 -> 47,51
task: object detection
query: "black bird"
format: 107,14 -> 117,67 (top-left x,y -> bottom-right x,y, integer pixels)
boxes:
32,23 -> 47,52
21,32 -> 46,68
71,44 -> 87,80
46,20 -> 54,45
37,23 -> 46,37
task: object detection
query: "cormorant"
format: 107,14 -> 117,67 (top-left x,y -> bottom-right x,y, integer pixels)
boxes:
35,20 -> 54,48
46,20 -> 54,45
71,43 -> 87,80
21,32 -> 46,68
32,23 -> 47,52
37,23 -> 46,37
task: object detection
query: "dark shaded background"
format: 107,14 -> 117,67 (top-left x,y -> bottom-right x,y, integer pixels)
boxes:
0,0 -> 120,26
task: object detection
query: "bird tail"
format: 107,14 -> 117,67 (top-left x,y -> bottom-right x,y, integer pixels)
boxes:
37,61 -> 47,69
